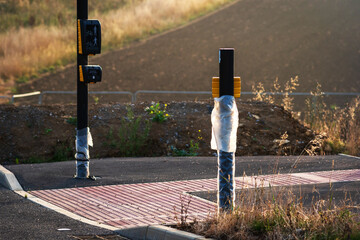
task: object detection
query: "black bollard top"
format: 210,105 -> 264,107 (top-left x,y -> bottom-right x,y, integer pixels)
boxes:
219,48 -> 234,97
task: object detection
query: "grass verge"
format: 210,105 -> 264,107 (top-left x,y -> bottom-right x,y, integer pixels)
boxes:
188,184 -> 360,239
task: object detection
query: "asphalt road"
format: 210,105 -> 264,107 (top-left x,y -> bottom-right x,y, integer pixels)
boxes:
0,186 -> 123,240
5,155 -> 360,191
18,0 -> 360,106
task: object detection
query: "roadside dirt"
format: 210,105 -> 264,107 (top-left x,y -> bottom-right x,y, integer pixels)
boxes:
0,100 -> 315,164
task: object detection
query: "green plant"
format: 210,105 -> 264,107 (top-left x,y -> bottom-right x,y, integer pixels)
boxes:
51,144 -> 72,162
92,96 -> 100,105
145,102 -> 169,123
171,140 -> 200,157
66,117 -> 77,126
171,130 -> 202,156
106,107 -> 151,157
44,128 -> 52,135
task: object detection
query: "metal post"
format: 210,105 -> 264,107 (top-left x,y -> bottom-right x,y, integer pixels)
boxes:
219,49 -> 234,97
217,48 -> 236,211
75,0 -> 90,178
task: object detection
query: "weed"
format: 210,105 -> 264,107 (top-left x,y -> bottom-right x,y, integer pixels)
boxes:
10,87 -> 17,94
44,128 -> 52,135
189,183 -> 360,239
66,117 -> 77,126
253,78 -> 360,156
145,102 -> 169,123
92,96 -> 100,105
51,144 -> 72,162
171,130 -> 201,156
18,144 -> 72,164
171,140 -> 199,157
106,107 -> 151,157
16,75 -> 29,84
173,194 -> 193,228
252,76 -> 299,112
23,156 -> 46,164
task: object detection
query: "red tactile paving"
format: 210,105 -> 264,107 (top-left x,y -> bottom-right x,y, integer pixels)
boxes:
31,169 -> 360,229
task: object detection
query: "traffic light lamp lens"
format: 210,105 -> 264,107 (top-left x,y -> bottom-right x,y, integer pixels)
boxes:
79,65 -> 102,84
78,19 -> 101,55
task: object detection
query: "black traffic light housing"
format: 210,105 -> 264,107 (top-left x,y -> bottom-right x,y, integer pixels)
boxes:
79,65 -> 102,84
78,19 -> 101,55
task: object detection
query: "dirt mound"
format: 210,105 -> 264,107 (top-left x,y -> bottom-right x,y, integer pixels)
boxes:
0,100 -> 315,164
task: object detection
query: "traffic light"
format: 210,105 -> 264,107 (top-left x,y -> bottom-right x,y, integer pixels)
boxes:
78,19 -> 101,55
79,65 -> 102,84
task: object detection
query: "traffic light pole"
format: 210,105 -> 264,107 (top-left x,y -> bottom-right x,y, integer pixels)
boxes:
76,0 -> 90,178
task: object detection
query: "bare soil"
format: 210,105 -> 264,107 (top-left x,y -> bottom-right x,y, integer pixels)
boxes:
0,100 -> 315,164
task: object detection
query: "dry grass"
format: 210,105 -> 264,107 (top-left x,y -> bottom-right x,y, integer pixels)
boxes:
190,185 -> 360,239
0,0 -> 235,94
252,76 -> 299,112
252,78 -> 360,156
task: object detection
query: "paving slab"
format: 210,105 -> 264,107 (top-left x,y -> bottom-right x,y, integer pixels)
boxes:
25,168 -> 360,229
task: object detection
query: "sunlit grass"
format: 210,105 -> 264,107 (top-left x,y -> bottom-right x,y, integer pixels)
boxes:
0,0 -> 235,94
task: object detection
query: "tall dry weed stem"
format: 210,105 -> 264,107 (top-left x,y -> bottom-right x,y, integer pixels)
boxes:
252,76 -> 299,112
282,76 -> 299,112
340,97 -> 360,155
173,194 -> 193,228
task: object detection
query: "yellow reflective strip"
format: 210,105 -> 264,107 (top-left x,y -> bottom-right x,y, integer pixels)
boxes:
212,77 -> 219,83
234,76 -> 241,98
212,92 -> 219,98
79,66 -> 84,82
212,77 -> 220,98
78,20 -> 83,54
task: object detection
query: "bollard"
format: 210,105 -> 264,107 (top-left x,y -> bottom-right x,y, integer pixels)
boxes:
211,48 -> 241,211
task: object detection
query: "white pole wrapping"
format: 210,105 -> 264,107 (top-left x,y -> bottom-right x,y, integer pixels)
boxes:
211,95 -> 238,211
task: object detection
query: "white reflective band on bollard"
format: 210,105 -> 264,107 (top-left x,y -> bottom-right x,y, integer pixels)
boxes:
75,127 -> 93,178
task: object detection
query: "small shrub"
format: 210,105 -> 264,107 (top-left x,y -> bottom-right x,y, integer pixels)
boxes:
51,144 -> 72,162
145,102 -> 169,123
66,117 -> 77,126
106,107 -> 151,157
